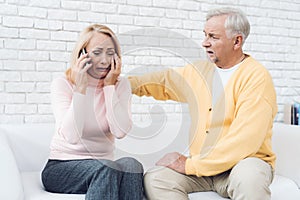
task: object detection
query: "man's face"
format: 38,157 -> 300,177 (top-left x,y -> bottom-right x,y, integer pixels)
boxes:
202,15 -> 235,68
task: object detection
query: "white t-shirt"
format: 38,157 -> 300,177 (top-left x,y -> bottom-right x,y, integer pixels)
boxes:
212,63 -> 241,105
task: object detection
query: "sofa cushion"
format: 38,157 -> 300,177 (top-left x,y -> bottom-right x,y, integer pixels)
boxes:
188,174 -> 300,199
0,131 -> 24,200
272,123 -> 300,188
22,171 -> 85,200
1,123 -> 54,172
21,172 -> 300,200
189,191 -> 227,199
22,171 -> 226,200
270,175 -> 300,200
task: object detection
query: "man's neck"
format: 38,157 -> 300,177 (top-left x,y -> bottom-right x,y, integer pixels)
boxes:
217,53 -> 246,69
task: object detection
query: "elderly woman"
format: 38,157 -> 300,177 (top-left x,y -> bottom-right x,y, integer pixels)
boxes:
41,24 -> 143,200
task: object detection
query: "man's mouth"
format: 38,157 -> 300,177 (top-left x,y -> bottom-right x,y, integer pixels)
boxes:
206,50 -> 214,55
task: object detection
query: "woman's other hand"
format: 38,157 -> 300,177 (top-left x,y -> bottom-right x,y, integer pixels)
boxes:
103,53 -> 121,86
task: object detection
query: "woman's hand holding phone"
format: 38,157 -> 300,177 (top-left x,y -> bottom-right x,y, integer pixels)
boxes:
73,49 -> 93,94
103,53 -> 121,86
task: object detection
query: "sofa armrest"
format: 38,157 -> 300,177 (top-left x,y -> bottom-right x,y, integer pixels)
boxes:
1,123 -> 54,172
0,131 -> 24,200
272,123 -> 300,189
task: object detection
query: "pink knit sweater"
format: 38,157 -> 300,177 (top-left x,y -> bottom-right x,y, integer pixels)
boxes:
49,75 -> 132,160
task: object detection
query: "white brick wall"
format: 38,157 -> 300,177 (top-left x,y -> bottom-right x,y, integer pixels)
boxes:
0,0 -> 299,123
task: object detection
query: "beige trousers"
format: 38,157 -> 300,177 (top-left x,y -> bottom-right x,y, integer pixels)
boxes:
144,157 -> 273,200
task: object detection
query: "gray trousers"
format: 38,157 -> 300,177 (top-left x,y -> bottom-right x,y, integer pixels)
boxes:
42,157 -> 144,200
144,157 -> 273,200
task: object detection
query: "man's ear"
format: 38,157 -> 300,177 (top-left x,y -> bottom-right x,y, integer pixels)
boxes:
233,35 -> 243,49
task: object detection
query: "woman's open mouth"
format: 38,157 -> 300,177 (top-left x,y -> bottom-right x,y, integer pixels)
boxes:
96,67 -> 111,72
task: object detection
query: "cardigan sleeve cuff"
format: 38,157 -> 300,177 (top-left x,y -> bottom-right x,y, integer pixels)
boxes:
185,157 -> 197,176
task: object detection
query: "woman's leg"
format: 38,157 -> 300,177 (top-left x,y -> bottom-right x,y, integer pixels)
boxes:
41,159 -> 122,200
115,157 -> 144,200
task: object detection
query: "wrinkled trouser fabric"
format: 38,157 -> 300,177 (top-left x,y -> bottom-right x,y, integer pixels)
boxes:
42,157 -> 144,200
144,157 -> 273,200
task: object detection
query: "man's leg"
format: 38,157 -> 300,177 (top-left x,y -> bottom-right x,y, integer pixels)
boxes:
144,166 -> 214,200
214,157 -> 273,200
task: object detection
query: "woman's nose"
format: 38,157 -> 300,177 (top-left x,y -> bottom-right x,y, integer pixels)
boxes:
99,54 -> 109,65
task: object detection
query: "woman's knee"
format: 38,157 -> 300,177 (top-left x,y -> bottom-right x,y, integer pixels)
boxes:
116,157 -> 144,173
95,159 -> 122,171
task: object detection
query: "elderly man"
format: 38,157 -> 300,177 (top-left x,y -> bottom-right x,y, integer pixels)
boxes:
129,7 -> 277,200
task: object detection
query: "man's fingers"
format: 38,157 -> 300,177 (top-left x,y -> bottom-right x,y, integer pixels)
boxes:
155,155 -> 171,166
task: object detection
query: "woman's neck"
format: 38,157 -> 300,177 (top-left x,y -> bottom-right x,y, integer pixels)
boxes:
87,74 -> 104,88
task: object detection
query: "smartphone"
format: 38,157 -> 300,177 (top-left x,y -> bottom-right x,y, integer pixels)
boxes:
78,48 -> 87,58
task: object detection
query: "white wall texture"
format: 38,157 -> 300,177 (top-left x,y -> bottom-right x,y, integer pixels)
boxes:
0,0 -> 299,124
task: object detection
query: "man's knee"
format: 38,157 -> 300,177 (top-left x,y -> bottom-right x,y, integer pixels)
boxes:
144,167 -> 165,189
144,167 -> 174,198
227,157 -> 272,200
228,179 -> 271,200
145,167 -> 192,197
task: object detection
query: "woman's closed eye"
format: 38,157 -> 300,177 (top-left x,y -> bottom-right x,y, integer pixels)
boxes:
91,50 -> 115,56
92,50 -> 101,56
107,51 -> 115,56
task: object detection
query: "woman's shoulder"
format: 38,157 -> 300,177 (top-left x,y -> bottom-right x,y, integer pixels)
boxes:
117,76 -> 129,85
116,76 -> 131,90
51,75 -> 74,91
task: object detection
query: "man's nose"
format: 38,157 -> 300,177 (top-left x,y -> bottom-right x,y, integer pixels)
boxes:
202,38 -> 211,48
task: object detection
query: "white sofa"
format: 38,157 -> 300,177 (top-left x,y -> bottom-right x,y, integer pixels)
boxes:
1,122 -> 300,200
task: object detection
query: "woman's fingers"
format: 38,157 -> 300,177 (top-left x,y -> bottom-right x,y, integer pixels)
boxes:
114,54 -> 121,73
77,52 -> 88,62
110,56 -> 115,71
81,63 -> 92,73
77,53 -> 90,69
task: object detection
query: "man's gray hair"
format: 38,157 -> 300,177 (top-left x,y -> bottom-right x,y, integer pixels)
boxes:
206,7 -> 250,43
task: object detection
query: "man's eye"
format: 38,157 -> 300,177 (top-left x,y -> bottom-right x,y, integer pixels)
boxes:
107,52 -> 115,55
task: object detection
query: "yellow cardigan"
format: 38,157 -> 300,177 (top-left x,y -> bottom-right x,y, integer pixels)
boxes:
129,56 -> 278,177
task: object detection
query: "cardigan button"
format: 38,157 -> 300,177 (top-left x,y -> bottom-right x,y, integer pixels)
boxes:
206,130 -> 209,134
209,108 -> 212,111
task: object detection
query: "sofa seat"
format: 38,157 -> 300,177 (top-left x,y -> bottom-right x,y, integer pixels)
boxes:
21,171 -> 300,200
21,172 -> 85,200
269,175 -> 300,200
189,175 -> 300,200
1,122 -> 300,200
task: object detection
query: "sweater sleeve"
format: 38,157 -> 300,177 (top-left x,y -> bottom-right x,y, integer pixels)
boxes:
103,77 -> 132,139
51,77 -> 86,144
128,67 -> 188,102
185,69 -> 277,176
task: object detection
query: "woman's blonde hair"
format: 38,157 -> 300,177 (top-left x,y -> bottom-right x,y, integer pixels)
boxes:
65,24 -> 121,84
